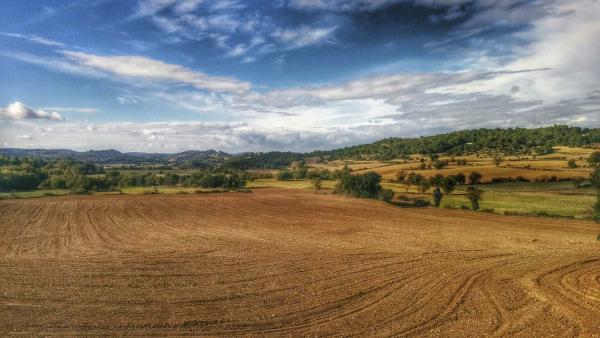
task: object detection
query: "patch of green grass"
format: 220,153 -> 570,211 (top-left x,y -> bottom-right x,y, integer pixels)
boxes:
118,186 -> 202,194
246,179 -> 337,190
383,181 -> 595,219
0,189 -> 70,199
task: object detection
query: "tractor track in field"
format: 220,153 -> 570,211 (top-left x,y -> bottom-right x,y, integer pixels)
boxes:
0,188 -> 599,336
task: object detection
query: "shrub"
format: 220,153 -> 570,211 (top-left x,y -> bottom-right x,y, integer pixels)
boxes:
277,169 -> 293,181
414,199 -> 431,207
378,188 -> 395,203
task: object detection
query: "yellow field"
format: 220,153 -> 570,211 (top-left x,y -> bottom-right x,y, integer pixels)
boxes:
313,146 -> 596,182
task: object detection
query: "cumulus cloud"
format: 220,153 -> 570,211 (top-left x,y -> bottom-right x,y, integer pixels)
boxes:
62,51 -> 251,93
0,102 -> 63,121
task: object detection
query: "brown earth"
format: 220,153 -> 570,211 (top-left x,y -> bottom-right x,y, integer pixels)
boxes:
1,189 -> 599,336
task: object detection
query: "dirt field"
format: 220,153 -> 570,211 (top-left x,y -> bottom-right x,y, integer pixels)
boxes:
1,189 -> 599,336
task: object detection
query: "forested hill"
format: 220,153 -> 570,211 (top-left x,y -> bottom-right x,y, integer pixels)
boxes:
0,148 -> 229,165
3,125 -> 599,166
309,125 -> 600,160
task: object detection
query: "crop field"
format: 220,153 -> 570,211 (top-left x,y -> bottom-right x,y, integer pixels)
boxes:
1,189 -> 599,336
315,146 -> 596,182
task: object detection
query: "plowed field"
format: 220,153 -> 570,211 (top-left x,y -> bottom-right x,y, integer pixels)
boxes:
1,189 -> 599,336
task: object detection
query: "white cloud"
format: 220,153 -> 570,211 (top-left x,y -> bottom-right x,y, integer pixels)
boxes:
132,0 -> 178,18
0,32 -> 65,47
271,25 -> 338,49
43,107 -> 98,113
0,102 -> 64,121
63,51 -> 251,93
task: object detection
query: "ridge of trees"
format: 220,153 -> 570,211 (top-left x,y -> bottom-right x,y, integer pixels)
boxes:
308,125 -> 600,160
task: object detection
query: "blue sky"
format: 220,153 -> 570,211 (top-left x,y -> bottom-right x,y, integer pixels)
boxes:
0,0 -> 599,153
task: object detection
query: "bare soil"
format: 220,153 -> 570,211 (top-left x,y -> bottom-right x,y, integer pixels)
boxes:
1,189 -> 599,336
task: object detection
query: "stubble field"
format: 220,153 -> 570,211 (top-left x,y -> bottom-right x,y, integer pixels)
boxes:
1,189 -> 599,336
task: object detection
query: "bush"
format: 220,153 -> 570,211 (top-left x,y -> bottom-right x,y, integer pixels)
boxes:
277,169 -> 293,181
378,188 -> 395,203
414,199 -> 431,207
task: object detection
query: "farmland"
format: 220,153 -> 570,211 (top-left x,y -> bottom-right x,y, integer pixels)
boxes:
1,189 -> 599,336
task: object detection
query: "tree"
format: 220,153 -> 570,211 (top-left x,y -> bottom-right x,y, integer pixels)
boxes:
432,186 -> 443,207
441,176 -> 457,194
493,155 -> 504,167
455,172 -> 466,185
395,169 -> 406,183
417,179 -> 430,194
335,171 -> 382,199
378,188 -> 395,203
591,166 -> 600,223
312,176 -> 322,192
293,166 -> 308,179
429,174 -> 444,187
277,169 -> 293,181
433,160 -> 447,170
589,151 -> 600,167
567,159 -> 578,168
468,171 -> 482,185
466,186 -> 484,211
404,172 -> 417,192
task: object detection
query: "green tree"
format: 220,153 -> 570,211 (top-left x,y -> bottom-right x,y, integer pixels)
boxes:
432,186 -> 443,207
312,176 -> 322,192
589,151 -> 600,167
277,169 -> 293,181
466,186 -> 484,211
378,188 -> 394,203
441,176 -> 456,194
591,166 -> 600,223
455,172 -> 466,185
433,160 -> 447,170
395,169 -> 406,183
468,171 -> 482,185
493,155 -> 504,167
567,159 -> 578,168
417,179 -> 430,194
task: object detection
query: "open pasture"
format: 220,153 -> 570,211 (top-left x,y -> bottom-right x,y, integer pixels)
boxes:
1,189 -> 599,336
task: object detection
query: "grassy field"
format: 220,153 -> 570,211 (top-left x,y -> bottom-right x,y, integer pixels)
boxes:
0,189 -> 71,199
246,178 -> 337,189
382,181 -> 595,219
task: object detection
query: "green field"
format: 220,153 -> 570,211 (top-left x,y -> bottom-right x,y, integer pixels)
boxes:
382,181 -> 595,219
0,189 -> 71,199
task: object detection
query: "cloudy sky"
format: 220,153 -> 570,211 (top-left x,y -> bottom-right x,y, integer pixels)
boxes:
0,0 -> 599,153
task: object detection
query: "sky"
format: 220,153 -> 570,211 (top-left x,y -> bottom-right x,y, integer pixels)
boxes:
0,0 -> 599,153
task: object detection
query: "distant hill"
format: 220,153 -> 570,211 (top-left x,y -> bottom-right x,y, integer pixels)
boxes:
0,148 -> 231,165
3,125 -> 599,166
309,125 -> 600,160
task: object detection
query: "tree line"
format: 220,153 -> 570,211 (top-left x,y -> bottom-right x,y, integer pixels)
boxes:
0,156 -> 247,193
309,125 -> 600,160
